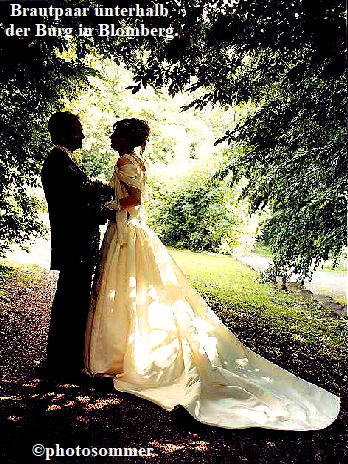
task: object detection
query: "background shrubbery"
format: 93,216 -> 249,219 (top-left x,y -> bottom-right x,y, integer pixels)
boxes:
146,166 -> 262,254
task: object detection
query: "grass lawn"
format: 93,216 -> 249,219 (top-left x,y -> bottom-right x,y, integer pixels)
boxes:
0,253 -> 346,463
0,261 -> 45,302
0,263 -> 15,298
168,248 -> 346,363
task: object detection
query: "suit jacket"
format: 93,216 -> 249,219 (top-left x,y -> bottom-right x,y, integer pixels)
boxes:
41,147 -> 113,271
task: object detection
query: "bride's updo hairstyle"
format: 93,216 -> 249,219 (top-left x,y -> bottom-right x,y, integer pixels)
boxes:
114,118 -> 150,154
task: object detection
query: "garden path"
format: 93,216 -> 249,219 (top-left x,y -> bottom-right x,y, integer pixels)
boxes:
235,253 -> 346,316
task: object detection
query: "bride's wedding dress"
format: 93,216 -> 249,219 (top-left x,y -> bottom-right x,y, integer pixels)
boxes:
85,154 -> 339,430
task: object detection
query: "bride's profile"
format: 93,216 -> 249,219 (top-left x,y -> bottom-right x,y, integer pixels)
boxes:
84,118 -> 339,430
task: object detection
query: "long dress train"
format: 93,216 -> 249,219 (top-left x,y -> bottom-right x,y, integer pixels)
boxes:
85,154 -> 340,430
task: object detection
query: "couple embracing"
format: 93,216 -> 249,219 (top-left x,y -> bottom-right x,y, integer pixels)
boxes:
41,112 -> 339,431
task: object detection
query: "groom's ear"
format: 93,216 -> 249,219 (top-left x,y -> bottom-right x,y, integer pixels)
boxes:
56,130 -> 69,144
50,130 -> 63,144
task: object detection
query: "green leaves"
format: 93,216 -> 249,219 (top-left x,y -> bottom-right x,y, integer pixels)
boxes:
146,167 -> 260,255
0,25 -> 93,255
0,0 -> 345,277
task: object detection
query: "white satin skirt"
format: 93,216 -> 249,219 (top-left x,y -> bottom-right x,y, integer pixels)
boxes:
85,218 -> 340,430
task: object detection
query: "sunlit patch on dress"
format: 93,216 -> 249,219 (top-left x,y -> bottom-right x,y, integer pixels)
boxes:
84,153 -> 340,431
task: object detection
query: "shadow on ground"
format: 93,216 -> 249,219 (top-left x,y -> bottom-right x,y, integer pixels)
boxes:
0,266 -> 347,463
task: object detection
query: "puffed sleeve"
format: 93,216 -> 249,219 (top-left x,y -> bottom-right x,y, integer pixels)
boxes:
117,162 -> 142,189
105,162 -> 142,211
106,161 -> 142,244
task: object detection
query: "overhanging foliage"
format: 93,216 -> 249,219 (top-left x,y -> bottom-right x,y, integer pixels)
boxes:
0,1 -> 346,280
124,0 -> 346,279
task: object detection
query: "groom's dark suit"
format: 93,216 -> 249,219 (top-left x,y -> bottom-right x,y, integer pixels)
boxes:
41,146 -> 113,377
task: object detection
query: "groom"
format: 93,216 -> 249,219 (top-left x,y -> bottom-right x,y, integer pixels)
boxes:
41,111 -> 113,380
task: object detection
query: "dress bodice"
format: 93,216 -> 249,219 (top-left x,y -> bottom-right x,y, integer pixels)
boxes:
110,154 -> 146,191
108,154 -> 146,239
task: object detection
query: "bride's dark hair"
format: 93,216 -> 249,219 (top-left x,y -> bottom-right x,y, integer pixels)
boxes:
114,118 -> 150,153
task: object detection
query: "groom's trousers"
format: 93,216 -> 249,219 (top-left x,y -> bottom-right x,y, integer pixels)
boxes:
46,262 -> 93,377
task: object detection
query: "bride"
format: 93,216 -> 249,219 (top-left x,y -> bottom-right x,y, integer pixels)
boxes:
84,118 -> 339,430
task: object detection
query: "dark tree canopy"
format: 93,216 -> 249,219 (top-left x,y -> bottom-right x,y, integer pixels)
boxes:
123,0 -> 346,279
0,1 -> 346,279
0,4 -> 93,252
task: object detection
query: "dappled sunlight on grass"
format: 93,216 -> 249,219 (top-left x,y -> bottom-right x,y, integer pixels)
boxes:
47,404 -> 62,411
1,378 -> 125,423
149,438 -> 211,455
0,259 -> 346,463
7,415 -> 21,421
168,248 -> 346,360
82,397 -> 122,410
43,392 -> 123,412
